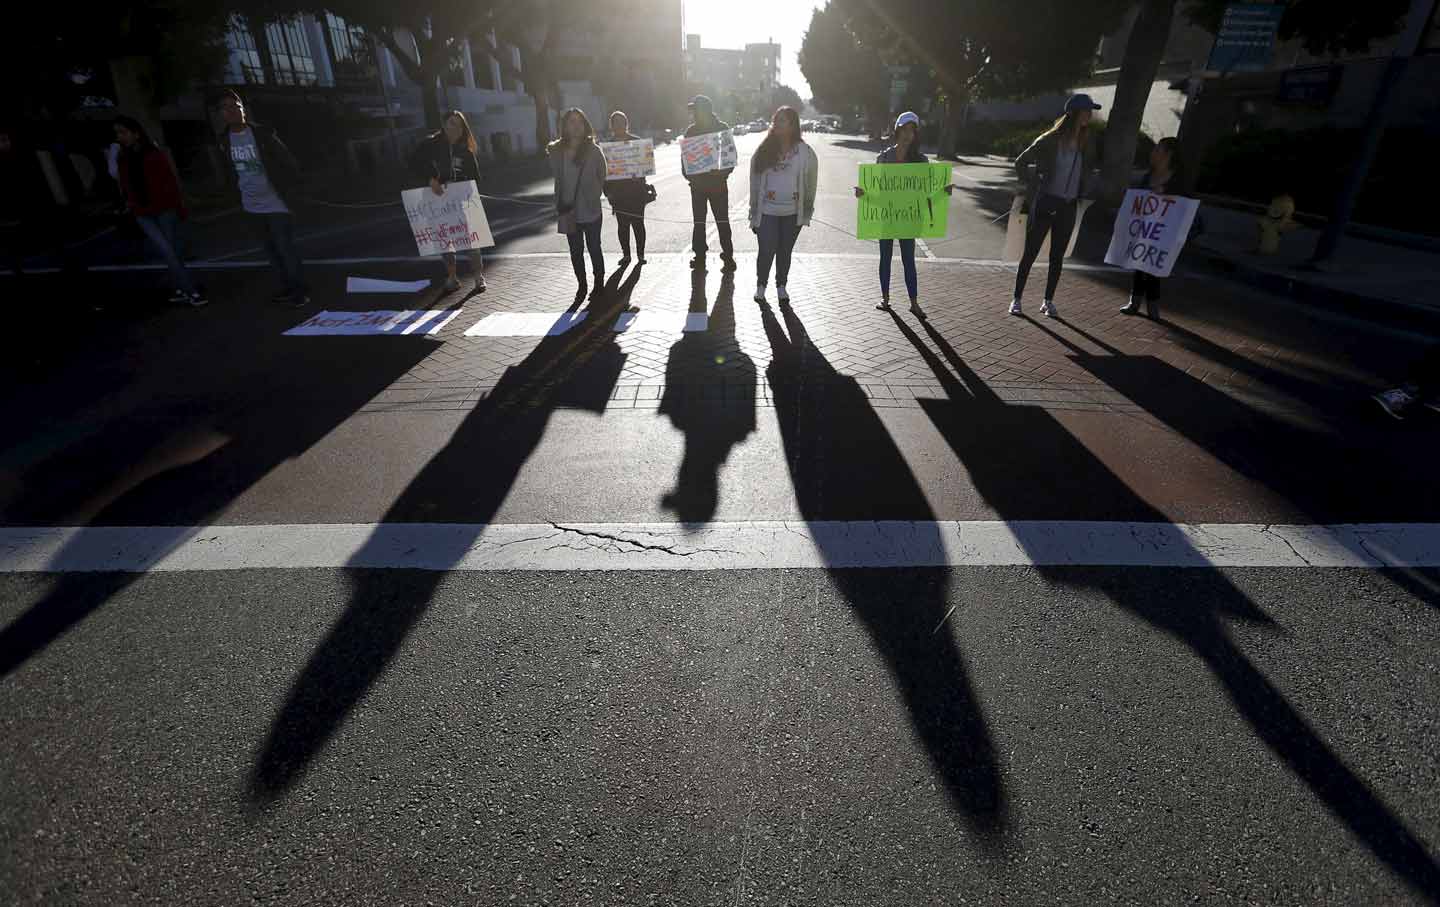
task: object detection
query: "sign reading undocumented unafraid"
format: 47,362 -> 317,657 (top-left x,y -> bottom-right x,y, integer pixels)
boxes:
856,162 -> 952,240
402,179 -> 494,256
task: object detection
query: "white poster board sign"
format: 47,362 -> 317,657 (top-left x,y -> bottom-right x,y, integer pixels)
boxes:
402,179 -> 494,256
1002,196 -> 1092,262
680,130 -> 738,176
598,139 -> 656,180
1104,189 -> 1199,278
284,310 -> 461,336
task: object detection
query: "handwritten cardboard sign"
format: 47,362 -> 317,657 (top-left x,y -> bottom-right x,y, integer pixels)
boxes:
856,162 -> 952,240
680,130 -> 738,176
1103,189 -> 1199,278
598,139 -> 656,180
402,179 -> 494,256
284,310 -> 461,336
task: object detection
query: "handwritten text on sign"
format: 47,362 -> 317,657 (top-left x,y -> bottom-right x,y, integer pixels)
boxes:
597,139 -> 656,180
856,162 -> 952,240
1103,189 -> 1199,278
402,179 -> 495,256
680,131 -> 738,176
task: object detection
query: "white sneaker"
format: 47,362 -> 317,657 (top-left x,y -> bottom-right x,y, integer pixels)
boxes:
776,285 -> 789,304
876,295 -> 891,311
1008,298 -> 1022,316
1374,388 -> 1418,420
1040,299 -> 1058,318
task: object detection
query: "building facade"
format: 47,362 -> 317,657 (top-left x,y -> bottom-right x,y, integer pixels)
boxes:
683,35 -> 781,98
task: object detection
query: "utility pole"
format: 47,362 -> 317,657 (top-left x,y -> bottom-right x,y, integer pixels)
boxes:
1310,0 -> 1438,266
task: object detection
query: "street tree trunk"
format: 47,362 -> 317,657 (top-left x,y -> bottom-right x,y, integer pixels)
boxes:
1100,0 -> 1177,202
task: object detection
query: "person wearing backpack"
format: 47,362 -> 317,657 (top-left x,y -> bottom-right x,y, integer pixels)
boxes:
549,108 -> 608,299
413,110 -> 486,295
113,115 -> 205,307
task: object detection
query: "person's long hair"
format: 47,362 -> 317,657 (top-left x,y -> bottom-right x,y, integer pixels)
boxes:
752,106 -> 803,172
551,108 -> 595,160
1153,136 -> 1183,190
892,121 -> 924,162
434,109 -> 477,155
114,114 -> 157,206
1042,110 -> 1092,152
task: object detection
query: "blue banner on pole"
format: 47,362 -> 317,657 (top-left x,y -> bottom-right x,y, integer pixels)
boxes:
1205,3 -> 1285,73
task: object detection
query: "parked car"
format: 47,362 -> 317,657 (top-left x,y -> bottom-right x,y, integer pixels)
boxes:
733,123 -> 749,135
656,128 -> 675,145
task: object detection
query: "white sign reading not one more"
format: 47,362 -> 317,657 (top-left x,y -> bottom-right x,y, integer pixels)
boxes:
598,139 -> 656,180
402,179 -> 495,257
1104,189 -> 1200,278
680,130 -> 738,176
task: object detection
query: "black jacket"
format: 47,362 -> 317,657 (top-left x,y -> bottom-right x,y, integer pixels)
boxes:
683,117 -> 733,191
218,123 -> 301,209
601,130 -> 652,210
410,133 -> 481,186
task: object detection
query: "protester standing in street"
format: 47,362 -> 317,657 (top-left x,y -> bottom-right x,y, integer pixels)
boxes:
748,106 -> 817,306
603,110 -> 653,266
413,110 -> 486,295
683,95 -> 736,273
217,90 -> 308,307
549,108 -> 607,299
1010,94 -> 1101,318
113,115 -> 205,307
854,111 -> 954,319
1121,137 -> 1183,319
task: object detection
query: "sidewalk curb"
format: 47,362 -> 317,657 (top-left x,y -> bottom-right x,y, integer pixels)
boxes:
1193,248 -> 1440,337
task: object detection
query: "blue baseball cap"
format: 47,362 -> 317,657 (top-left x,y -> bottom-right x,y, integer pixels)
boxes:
1065,93 -> 1102,113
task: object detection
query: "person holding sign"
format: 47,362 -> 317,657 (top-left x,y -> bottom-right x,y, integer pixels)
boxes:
1009,94 -> 1101,318
1120,138 -> 1182,318
748,107 -> 817,306
853,112 -> 954,318
602,111 -> 653,266
549,108 -> 608,300
682,95 -> 737,273
411,110 -> 486,296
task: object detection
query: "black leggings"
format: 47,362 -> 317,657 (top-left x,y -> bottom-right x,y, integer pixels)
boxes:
1132,270 -> 1162,315
1014,194 -> 1078,299
616,213 -> 646,258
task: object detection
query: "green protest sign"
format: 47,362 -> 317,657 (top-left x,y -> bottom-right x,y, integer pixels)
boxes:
856,162 -> 952,240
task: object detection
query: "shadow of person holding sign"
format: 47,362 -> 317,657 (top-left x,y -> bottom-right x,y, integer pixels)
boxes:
248,276 -> 633,803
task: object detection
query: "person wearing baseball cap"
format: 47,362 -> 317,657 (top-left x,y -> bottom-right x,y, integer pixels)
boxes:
1008,94 -> 1101,318
683,94 -> 737,272
852,111 -> 955,318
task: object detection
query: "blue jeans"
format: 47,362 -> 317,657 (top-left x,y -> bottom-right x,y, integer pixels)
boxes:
756,214 -> 799,286
879,238 -> 917,300
567,217 -> 604,282
136,210 -> 195,295
251,212 -> 306,295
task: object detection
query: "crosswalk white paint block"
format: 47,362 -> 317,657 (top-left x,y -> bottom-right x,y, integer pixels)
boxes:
4,522 -> 1440,573
463,312 -> 588,337
612,311 -> 709,333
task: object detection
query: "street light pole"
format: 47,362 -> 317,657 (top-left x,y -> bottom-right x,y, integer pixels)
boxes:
1310,0 -> 1437,266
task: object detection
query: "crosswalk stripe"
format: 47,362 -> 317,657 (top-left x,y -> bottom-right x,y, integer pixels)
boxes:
3,522 -> 1439,573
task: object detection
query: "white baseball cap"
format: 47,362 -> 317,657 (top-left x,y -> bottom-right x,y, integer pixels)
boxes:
894,111 -> 921,131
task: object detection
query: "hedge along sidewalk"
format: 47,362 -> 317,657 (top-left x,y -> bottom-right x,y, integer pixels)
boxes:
1187,201 -> 1440,335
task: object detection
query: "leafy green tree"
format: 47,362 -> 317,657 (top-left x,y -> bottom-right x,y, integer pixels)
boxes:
799,3 -> 889,128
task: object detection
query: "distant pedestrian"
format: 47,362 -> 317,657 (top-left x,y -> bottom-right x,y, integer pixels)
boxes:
683,95 -> 736,273
217,90 -> 308,307
1010,93 -> 1101,318
603,110 -> 653,266
1121,137 -> 1182,319
748,106 -> 817,306
112,115 -> 205,307
413,110 -> 486,296
549,108 -> 607,299
854,111 -> 954,319
1373,344 -> 1440,420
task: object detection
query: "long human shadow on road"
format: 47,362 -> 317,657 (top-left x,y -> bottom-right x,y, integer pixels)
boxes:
0,333 -> 437,678
759,302 -> 1007,840
659,270 -> 756,524
248,268 -> 639,802
898,314 -> 1440,900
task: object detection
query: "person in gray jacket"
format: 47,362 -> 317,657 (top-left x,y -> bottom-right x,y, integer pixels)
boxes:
549,108 -> 608,299
1009,93 -> 1100,318
748,107 -> 817,306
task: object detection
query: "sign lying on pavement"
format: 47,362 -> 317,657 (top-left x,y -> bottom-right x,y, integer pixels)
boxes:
680,131 -> 738,176
284,310 -> 461,336
1104,190 -> 1200,278
463,312 -> 588,337
346,277 -> 432,294
856,162 -> 952,240
598,139 -> 656,180
402,179 -> 495,256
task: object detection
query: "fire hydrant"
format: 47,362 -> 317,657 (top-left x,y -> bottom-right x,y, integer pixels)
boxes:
1256,194 -> 1298,255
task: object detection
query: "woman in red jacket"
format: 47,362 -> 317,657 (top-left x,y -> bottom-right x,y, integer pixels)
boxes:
114,115 -> 205,306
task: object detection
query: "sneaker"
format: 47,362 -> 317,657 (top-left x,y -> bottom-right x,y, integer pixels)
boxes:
1008,298 -> 1022,316
1425,398 -> 1440,415
720,255 -> 737,273
776,285 -> 789,304
637,255 -> 647,265
1120,298 -> 1140,315
474,277 -> 487,295
1040,299 -> 1058,318
1373,388 -> 1418,420
617,254 -> 632,267
754,284 -> 767,304
290,293 -> 311,308
187,292 -> 209,308
690,256 -> 706,271
909,299 -> 926,320
442,276 -> 461,293
168,289 -> 190,304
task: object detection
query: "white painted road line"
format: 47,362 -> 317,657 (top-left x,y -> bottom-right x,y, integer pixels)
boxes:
4,522 -> 1440,573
